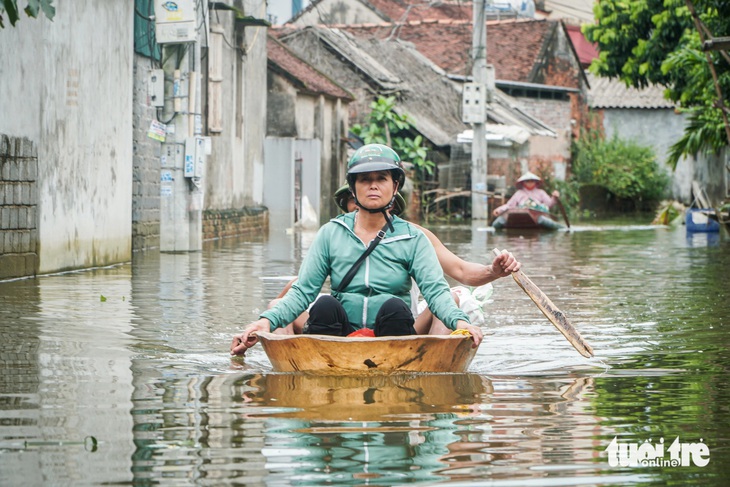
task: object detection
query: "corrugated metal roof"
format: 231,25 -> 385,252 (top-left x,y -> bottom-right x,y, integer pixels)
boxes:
315,28 -> 402,90
587,73 -> 675,109
564,24 -> 598,67
540,0 -> 595,23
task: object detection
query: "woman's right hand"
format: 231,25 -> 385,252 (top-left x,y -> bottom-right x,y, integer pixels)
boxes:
231,318 -> 271,355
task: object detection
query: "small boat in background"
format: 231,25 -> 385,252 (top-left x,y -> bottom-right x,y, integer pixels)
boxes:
255,332 -> 478,375
496,208 -> 562,230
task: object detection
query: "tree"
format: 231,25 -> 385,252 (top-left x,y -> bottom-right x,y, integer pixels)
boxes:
1,0 -> 55,28
351,96 -> 435,179
583,0 -> 730,168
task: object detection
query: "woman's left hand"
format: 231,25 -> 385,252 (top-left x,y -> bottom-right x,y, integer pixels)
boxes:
456,320 -> 483,347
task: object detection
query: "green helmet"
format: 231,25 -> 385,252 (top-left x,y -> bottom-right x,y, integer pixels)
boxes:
346,144 -> 406,189
334,183 -> 406,216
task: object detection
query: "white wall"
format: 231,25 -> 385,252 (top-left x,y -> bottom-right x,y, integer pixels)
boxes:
603,108 -> 696,202
0,1 -> 133,273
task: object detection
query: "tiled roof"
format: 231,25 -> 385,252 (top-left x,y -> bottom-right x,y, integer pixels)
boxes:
334,18 -> 555,82
267,35 -> 353,100
365,0 -> 472,22
278,26 -> 556,146
587,73 -> 675,109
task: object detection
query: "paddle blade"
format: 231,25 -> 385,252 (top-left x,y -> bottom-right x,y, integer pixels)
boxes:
512,271 -> 593,358
492,248 -> 593,358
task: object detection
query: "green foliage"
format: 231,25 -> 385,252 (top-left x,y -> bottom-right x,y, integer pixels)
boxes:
0,0 -> 54,28
652,201 -> 683,225
550,178 -> 581,217
571,129 -> 670,206
351,96 -> 435,178
584,0 -> 730,168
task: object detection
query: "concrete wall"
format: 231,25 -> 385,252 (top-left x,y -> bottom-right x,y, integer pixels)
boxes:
205,5 -> 267,212
517,97 -> 572,165
267,67 -> 349,225
0,1 -> 133,275
264,138 -> 296,231
264,137 -> 322,230
602,108 -> 700,203
242,25 -> 268,207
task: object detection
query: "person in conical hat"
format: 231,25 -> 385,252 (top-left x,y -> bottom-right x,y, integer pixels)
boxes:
492,171 -> 562,229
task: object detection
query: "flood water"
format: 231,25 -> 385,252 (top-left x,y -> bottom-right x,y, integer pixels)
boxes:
1,219 -> 728,486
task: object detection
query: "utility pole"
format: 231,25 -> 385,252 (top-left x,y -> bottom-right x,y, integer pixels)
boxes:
470,0 -> 489,220
156,0 -> 206,252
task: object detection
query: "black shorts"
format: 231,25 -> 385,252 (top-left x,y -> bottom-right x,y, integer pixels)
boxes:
304,295 -> 416,337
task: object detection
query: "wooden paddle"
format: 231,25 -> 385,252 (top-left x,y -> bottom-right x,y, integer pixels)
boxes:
554,196 -> 571,229
492,249 -> 593,358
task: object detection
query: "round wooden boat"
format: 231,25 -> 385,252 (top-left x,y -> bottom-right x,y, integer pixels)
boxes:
255,332 -> 479,375
501,208 -> 560,229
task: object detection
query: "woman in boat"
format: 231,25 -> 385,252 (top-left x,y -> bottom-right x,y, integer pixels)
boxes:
270,184 -> 521,337
491,172 -> 562,229
231,144 -> 508,355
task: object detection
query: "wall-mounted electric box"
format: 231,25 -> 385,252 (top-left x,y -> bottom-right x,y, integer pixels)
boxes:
154,0 -> 197,44
462,83 -> 487,124
184,137 -> 206,179
149,69 -> 165,107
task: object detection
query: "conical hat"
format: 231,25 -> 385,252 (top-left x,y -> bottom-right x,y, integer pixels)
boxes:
516,171 -> 542,188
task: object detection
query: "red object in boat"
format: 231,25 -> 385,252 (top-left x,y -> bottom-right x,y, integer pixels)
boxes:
502,208 -> 559,229
348,328 -> 376,337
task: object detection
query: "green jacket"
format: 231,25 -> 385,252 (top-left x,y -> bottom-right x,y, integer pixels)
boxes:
261,213 -> 469,330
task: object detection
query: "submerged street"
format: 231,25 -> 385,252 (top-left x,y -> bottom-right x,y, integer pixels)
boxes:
1,220 -> 728,485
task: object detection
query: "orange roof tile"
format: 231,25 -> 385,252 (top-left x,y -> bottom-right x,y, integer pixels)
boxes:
267,36 -> 353,100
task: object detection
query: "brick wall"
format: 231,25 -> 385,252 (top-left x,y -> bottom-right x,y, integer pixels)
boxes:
203,207 -> 269,241
132,57 -> 162,251
0,135 -> 39,279
517,98 -> 572,134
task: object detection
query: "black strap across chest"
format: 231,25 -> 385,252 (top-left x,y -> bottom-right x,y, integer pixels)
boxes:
334,215 -> 392,293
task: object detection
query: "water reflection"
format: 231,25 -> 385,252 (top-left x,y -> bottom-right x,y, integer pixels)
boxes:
241,372 -> 492,420
126,370 -> 609,485
1,222 -> 729,485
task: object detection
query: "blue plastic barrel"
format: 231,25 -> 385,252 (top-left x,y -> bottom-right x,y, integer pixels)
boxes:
685,208 -> 720,233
